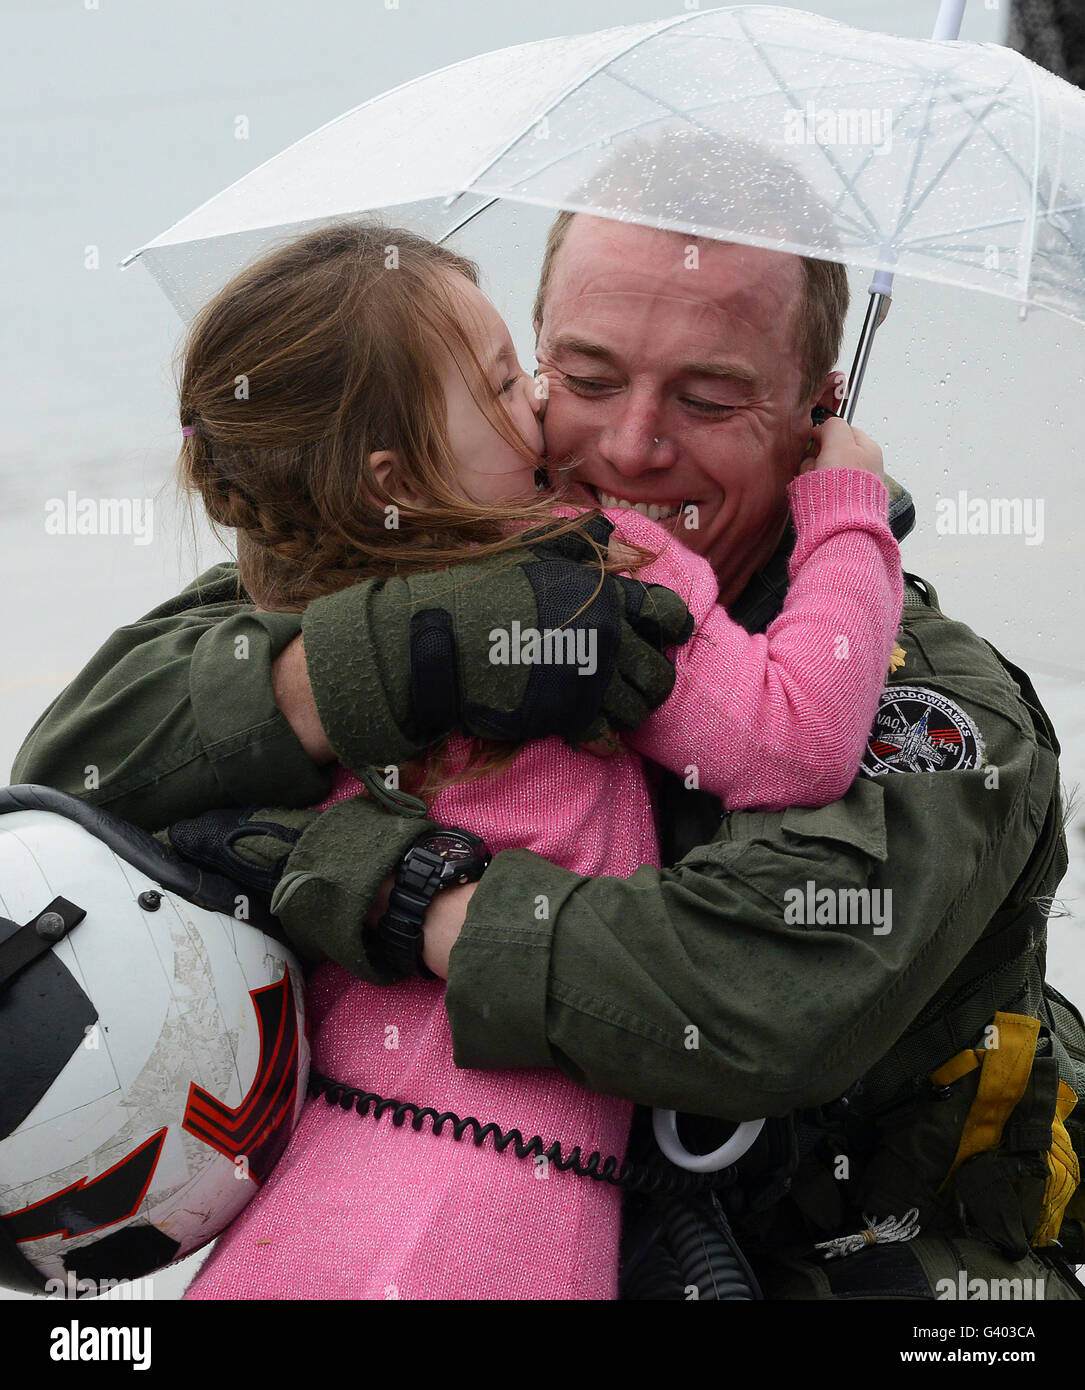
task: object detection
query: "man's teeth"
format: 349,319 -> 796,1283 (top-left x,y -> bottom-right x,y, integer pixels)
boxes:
597,492 -> 683,521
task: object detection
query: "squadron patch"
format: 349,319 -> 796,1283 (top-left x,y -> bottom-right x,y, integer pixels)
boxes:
861,684 -> 985,777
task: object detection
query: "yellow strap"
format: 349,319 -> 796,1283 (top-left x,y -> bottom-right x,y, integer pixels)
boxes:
937,1012 -> 1040,1192
1034,1081 -> 1081,1247
930,1049 -> 982,1087
930,1014 -> 1081,1245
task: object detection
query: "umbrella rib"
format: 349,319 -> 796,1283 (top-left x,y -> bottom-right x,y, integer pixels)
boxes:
898,202 -> 1085,248
814,70 -> 965,247
918,46 -> 1062,236
637,33 -> 1043,256
583,68 -> 877,243
895,73 -> 1020,239
122,47 -> 515,262
731,9 -> 886,243
805,72 -> 964,244
453,10 -> 702,203
891,242 -> 1016,271
937,84 -> 1039,203
878,239 -> 1079,307
900,213 -> 1043,242
671,24 -> 930,84
1019,48 -> 1043,297
483,185 -> 872,277
436,195 -> 503,245
886,67 -> 949,249
888,235 -> 1079,296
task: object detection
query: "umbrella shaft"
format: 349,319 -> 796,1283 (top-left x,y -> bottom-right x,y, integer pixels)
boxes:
842,3 -> 964,424
932,0 -> 967,42
841,293 -> 890,425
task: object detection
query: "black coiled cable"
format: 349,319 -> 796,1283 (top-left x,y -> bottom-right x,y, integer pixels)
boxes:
307,1070 -> 737,1198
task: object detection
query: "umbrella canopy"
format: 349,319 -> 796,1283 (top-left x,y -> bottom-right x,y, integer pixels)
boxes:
125,4 -> 1085,332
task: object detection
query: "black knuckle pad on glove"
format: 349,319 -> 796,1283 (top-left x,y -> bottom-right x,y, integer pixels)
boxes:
167,807 -> 298,897
601,625 -> 681,730
409,608 -> 462,739
614,574 -> 645,624
511,557 -> 622,739
626,637 -> 680,706
642,583 -> 696,647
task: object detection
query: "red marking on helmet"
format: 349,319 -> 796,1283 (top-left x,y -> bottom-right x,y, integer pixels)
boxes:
3,1129 -> 166,1243
181,969 -> 300,1184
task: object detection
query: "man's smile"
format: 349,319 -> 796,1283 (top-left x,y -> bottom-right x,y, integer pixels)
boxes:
593,490 -> 685,522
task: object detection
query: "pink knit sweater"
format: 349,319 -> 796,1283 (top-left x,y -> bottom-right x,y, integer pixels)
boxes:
184,468 -> 901,1301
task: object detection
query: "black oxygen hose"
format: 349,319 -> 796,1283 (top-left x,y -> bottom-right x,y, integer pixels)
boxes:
618,1194 -> 763,1301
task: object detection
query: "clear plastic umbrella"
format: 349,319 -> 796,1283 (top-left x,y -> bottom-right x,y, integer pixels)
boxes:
124,3 -> 1085,422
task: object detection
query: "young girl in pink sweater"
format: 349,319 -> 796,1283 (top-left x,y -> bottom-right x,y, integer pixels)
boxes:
178,221 -> 902,1301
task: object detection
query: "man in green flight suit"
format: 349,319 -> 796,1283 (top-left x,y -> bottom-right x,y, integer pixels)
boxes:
12,209 -> 1085,1300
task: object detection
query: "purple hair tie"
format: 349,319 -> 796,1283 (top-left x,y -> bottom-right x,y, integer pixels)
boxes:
181,425 -> 196,436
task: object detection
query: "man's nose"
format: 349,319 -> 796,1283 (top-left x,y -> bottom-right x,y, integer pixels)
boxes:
597,398 -> 673,479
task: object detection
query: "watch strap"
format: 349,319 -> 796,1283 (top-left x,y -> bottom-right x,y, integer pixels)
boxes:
375,845 -> 445,978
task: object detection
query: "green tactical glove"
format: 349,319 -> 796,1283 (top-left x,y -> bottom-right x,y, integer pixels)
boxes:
162,790 -> 436,984
300,514 -> 694,774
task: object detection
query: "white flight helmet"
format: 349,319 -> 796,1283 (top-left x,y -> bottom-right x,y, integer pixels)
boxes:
0,785 -> 310,1297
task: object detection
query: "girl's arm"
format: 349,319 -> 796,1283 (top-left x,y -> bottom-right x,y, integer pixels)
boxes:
612,467 -> 903,811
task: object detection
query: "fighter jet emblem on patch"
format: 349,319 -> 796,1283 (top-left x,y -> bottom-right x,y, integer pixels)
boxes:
861,684 -> 985,777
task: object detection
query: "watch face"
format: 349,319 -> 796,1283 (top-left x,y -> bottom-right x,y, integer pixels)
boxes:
417,829 -> 490,886
424,832 -> 476,862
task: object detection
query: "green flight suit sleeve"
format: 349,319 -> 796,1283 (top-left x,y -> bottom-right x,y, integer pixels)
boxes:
445,600 -> 1056,1120
10,563 -> 331,830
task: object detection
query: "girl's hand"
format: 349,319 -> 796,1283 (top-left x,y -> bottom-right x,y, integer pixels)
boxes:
800,416 -> 884,479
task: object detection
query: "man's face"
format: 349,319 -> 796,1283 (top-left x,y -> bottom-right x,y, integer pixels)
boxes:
535,216 -> 834,604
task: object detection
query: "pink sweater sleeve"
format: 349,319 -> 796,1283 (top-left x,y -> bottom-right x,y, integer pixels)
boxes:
611,469 -> 903,811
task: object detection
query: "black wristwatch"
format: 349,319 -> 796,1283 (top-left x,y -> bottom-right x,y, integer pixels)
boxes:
371,828 -> 491,979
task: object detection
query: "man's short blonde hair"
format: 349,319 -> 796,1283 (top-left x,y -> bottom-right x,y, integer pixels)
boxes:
533,210 -> 849,406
